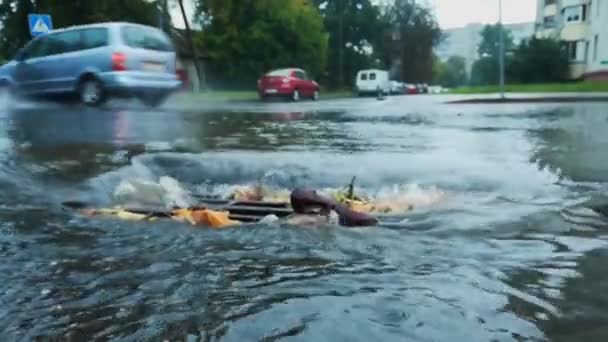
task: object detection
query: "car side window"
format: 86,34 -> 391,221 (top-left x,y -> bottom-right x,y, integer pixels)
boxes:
295,71 -> 306,80
47,31 -> 83,56
15,40 -> 37,60
121,26 -> 173,52
82,28 -> 109,50
28,37 -> 51,59
370,73 -> 376,80
361,73 -> 368,80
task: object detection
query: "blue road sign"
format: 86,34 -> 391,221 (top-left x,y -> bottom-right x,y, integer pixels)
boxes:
28,14 -> 53,37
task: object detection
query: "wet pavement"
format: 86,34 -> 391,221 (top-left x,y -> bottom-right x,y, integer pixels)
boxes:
1,95 -> 608,341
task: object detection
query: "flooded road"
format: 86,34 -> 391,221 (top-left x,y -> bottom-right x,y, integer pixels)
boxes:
1,95 -> 608,341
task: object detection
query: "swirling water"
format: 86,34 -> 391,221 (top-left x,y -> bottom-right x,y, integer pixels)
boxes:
1,96 -> 608,341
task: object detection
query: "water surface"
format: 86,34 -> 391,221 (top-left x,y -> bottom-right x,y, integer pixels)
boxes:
1,96 -> 608,341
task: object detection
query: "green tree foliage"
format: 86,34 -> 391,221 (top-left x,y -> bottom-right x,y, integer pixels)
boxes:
435,55 -> 467,88
470,56 -> 499,86
509,37 -> 569,83
195,0 -> 328,86
471,24 -> 569,86
388,0 -> 442,83
477,24 -> 514,59
470,24 -> 514,86
0,0 -> 161,60
312,0 -> 391,88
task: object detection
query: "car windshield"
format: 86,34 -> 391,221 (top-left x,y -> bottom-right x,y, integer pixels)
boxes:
267,69 -> 292,77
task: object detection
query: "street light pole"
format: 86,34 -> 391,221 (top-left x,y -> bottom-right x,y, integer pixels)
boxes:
498,0 -> 505,99
158,0 -> 164,31
338,0 -> 344,88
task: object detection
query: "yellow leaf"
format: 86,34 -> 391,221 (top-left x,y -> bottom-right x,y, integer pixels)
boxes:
88,208 -> 149,221
171,208 -> 238,228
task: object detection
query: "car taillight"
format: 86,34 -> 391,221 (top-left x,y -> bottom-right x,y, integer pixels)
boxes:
112,53 -> 127,71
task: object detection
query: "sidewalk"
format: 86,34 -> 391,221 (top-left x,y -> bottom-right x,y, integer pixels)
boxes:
445,92 -> 608,104
170,90 -> 355,104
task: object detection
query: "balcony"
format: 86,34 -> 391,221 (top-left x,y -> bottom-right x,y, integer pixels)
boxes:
569,63 -> 587,79
543,3 -> 558,17
560,4 -> 590,40
561,23 -> 589,41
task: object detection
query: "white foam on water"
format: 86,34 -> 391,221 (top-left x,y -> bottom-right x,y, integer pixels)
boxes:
372,183 -> 448,208
112,176 -> 193,208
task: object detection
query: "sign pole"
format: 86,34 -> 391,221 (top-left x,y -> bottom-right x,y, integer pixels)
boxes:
498,0 -> 505,99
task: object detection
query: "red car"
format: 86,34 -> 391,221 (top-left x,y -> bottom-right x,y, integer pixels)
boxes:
405,84 -> 419,94
257,68 -> 320,101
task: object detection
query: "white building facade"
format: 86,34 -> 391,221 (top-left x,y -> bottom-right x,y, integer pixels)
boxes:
436,22 -> 535,78
535,0 -> 608,80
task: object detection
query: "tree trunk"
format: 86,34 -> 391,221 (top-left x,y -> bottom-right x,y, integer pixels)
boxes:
177,0 -> 204,91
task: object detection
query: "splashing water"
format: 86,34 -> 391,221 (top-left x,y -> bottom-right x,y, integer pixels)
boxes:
113,176 -> 194,208
109,175 -> 447,216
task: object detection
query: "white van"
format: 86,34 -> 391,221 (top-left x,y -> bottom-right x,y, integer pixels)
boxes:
355,69 -> 390,96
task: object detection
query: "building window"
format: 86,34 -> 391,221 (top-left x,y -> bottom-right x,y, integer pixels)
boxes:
583,4 -> 587,21
544,16 -> 555,28
563,6 -> 583,23
594,35 -> 599,62
566,41 -> 585,62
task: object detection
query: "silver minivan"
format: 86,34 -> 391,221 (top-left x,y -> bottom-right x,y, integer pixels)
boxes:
0,22 -> 181,107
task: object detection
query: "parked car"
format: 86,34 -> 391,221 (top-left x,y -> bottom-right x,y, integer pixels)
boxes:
389,81 -> 405,95
257,68 -> 320,101
0,22 -> 181,107
416,83 -> 429,94
355,69 -> 390,96
404,83 -> 418,94
427,85 -> 444,94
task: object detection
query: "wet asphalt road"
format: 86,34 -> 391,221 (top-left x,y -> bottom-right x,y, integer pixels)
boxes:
1,94 -> 608,341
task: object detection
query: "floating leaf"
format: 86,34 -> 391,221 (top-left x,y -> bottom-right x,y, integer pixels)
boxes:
171,208 -> 238,228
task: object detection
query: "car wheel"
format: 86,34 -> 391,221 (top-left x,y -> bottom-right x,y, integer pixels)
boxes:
79,77 -> 105,107
291,89 -> 300,102
312,90 -> 320,101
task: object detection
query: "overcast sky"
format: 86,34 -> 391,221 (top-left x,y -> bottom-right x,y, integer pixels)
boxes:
171,0 -> 538,30
170,0 -> 196,29
428,0 -> 537,28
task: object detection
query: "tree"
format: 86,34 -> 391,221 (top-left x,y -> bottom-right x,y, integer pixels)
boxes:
312,0 -> 391,88
509,37 -> 569,83
478,24 -> 514,59
470,56 -> 499,86
0,0 -> 161,60
194,0 -> 328,87
470,24 -> 514,86
387,0 -> 442,83
435,55 -> 467,88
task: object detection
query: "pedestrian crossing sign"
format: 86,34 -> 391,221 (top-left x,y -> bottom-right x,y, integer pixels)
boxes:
28,14 -> 53,37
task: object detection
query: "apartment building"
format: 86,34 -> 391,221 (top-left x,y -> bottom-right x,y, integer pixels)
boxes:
435,22 -> 535,77
535,0 -> 608,80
